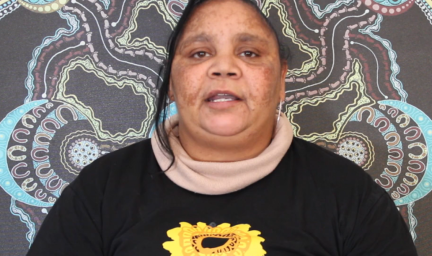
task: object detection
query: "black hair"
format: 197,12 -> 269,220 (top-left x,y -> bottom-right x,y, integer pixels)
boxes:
154,0 -> 291,169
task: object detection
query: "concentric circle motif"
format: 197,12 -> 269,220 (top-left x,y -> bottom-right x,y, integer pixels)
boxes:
337,136 -> 369,167
16,0 -> 69,13
362,0 -> 415,16
67,138 -> 100,170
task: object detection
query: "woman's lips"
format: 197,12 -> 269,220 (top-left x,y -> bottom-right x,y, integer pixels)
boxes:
206,93 -> 240,102
205,92 -> 242,109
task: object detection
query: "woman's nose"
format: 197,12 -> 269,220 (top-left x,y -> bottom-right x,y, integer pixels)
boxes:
208,54 -> 242,78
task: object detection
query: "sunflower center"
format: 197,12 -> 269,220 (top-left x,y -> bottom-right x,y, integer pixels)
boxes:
201,237 -> 229,248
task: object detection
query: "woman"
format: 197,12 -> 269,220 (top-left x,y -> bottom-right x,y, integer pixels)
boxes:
28,0 -> 417,255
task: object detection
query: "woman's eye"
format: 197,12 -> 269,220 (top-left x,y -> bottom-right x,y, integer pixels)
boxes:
192,51 -> 210,58
240,51 -> 257,57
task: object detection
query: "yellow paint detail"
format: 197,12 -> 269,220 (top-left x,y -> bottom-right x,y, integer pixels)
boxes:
54,56 -> 156,143
163,222 -> 266,256
261,0 -> 320,77
17,0 -> 69,13
116,0 -> 177,57
286,59 -> 375,141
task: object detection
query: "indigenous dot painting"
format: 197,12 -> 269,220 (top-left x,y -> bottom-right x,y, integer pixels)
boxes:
163,222 -> 266,256
0,0 -> 432,255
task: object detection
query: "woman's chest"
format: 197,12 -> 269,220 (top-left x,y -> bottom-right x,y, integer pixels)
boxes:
100,183 -> 341,256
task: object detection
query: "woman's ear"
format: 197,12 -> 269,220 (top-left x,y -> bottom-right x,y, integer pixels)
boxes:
168,79 -> 175,101
279,62 -> 288,101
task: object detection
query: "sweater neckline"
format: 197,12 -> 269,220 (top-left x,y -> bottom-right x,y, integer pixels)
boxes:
151,114 -> 294,195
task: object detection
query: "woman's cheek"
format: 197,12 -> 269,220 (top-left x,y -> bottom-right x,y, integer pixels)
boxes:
172,65 -> 202,107
249,67 -> 279,106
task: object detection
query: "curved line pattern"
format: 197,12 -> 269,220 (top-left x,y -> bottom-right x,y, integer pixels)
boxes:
0,100 -> 53,207
286,10 -> 369,93
380,100 -> 432,206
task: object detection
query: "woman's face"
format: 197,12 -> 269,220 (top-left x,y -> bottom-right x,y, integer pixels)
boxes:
170,0 -> 287,140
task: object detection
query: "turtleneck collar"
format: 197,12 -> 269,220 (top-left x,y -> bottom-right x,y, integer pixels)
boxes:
151,114 -> 293,195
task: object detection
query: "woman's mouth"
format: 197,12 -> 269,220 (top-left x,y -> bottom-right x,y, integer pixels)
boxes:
206,93 -> 240,102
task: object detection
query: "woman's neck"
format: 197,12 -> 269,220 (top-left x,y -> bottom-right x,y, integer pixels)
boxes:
177,121 -> 276,162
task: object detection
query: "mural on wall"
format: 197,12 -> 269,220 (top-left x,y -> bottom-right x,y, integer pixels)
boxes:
1,0 -> 432,254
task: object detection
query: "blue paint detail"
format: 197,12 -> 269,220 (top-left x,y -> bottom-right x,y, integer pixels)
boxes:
380,100 -> 432,206
10,198 -> 36,246
25,10 -> 80,103
149,102 -> 178,137
76,110 -> 88,120
0,0 -> 20,21
20,0 -> 56,5
99,0 -> 110,9
359,14 -> 408,102
373,0 -> 408,6
305,0 -> 355,19
0,100 -> 54,207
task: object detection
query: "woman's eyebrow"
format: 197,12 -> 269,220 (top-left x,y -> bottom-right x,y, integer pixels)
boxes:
235,33 -> 268,45
179,33 -> 212,50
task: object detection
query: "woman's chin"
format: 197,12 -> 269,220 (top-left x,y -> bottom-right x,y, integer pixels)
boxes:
200,116 -> 248,137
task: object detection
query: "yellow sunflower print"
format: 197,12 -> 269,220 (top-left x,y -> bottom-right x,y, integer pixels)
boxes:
163,222 -> 266,256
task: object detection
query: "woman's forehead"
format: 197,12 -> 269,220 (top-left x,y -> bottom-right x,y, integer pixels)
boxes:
179,0 -> 275,43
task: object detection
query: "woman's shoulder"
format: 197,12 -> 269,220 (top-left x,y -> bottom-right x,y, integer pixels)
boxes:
68,138 -> 154,190
289,137 -> 364,170
287,137 -> 384,196
94,138 -> 153,165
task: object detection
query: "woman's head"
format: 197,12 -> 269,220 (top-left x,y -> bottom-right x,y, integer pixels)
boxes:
155,0 -> 290,161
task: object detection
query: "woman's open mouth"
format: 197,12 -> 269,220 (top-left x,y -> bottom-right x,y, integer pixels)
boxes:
206,93 -> 241,103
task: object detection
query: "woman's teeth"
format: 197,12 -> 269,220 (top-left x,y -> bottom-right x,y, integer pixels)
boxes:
208,94 -> 238,102
211,98 -> 236,102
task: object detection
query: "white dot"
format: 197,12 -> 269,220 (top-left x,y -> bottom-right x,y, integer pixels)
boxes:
19,109 -> 24,113
44,5 -> 51,12
382,7 -> 388,13
59,0 -> 66,3
51,3 -> 58,10
0,168 -> 3,173
402,6 -> 405,9
396,8 -> 401,12
412,193 -> 418,198
111,22 -> 117,27
425,182 -> 430,187
428,130 -> 432,135
38,6 -> 42,12
6,119 -> 13,124
5,181 -> 10,186
0,134 -> 5,139
419,116 -> 424,121
389,9 -> 394,14
17,192 -> 22,197
365,0 -> 371,5
372,4 -> 379,10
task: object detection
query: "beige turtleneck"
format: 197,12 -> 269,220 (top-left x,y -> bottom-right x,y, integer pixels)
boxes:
151,114 -> 294,195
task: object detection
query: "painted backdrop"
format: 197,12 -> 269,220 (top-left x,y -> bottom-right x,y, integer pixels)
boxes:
0,0 -> 432,255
